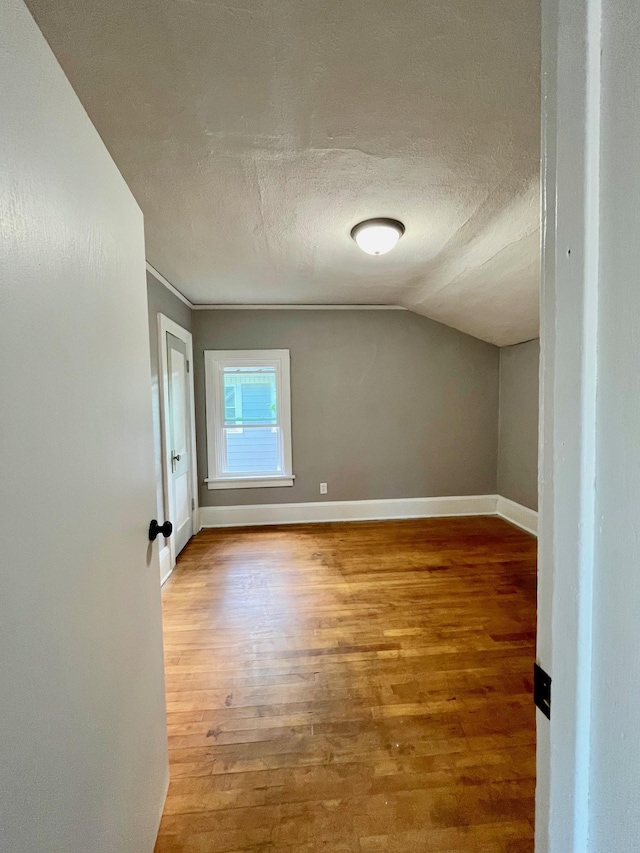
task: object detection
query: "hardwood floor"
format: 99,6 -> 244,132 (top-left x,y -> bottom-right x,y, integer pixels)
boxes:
154,516 -> 537,853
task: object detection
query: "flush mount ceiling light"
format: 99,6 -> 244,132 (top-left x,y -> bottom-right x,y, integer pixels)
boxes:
350,218 -> 405,256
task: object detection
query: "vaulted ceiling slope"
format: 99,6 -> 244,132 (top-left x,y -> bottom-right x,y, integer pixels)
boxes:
27,0 -> 540,346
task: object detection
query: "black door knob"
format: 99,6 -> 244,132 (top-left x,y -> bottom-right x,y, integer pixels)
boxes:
149,519 -> 173,542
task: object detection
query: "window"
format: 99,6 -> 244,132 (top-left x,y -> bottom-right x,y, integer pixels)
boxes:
204,349 -> 294,489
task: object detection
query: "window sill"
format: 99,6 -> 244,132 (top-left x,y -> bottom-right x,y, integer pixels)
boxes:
205,475 -> 295,490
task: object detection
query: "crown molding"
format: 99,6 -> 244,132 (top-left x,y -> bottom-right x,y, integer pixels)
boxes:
145,262 -> 194,309
145,263 -> 407,312
191,303 -> 407,311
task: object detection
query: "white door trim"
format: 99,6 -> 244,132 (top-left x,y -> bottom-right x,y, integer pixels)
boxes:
157,314 -> 199,576
537,0 -> 601,849
158,544 -> 173,586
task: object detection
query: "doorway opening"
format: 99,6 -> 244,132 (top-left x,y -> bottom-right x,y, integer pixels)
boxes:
157,314 -> 199,582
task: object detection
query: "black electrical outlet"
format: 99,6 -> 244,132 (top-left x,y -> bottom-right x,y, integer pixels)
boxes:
533,663 -> 551,719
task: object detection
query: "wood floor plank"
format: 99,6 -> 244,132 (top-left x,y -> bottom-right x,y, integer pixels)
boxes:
155,516 -> 536,852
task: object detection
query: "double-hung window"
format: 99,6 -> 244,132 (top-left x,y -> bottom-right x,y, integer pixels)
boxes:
204,349 -> 294,489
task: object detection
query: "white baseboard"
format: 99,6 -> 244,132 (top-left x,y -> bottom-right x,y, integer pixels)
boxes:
496,496 -> 538,536
159,545 -> 173,585
199,494 -> 538,535
199,494 -> 497,529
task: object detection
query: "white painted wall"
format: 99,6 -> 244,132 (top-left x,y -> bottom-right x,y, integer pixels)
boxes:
538,0 -> 600,848
539,0 -> 640,851
0,2 -> 168,850
589,1 -> 640,849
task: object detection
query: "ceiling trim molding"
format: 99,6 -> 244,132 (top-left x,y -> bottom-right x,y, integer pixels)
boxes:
191,304 -> 407,311
145,262 -> 194,309
146,263 -> 407,312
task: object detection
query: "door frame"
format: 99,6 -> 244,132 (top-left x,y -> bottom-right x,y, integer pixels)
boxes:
157,313 -> 199,579
537,0 -> 601,849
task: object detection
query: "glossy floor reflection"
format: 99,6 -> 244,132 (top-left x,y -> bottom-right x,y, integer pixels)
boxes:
155,516 -> 537,853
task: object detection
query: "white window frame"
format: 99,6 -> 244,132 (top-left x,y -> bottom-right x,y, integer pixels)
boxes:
204,349 -> 294,490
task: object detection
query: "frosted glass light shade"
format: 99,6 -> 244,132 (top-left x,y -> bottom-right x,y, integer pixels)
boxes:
351,218 -> 405,255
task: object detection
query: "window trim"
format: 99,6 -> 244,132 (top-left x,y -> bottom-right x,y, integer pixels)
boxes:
204,349 -> 294,490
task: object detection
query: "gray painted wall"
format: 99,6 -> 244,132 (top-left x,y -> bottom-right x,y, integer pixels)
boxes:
147,270 -> 192,525
497,339 -> 540,510
193,309 -> 500,507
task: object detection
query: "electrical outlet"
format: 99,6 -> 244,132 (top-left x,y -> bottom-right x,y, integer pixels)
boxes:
320,482 -> 328,495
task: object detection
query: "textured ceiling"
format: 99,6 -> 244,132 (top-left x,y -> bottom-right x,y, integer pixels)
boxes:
27,0 -> 540,345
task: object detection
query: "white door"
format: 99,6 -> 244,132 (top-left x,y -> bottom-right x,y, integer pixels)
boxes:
167,332 -> 193,555
0,3 -> 168,852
